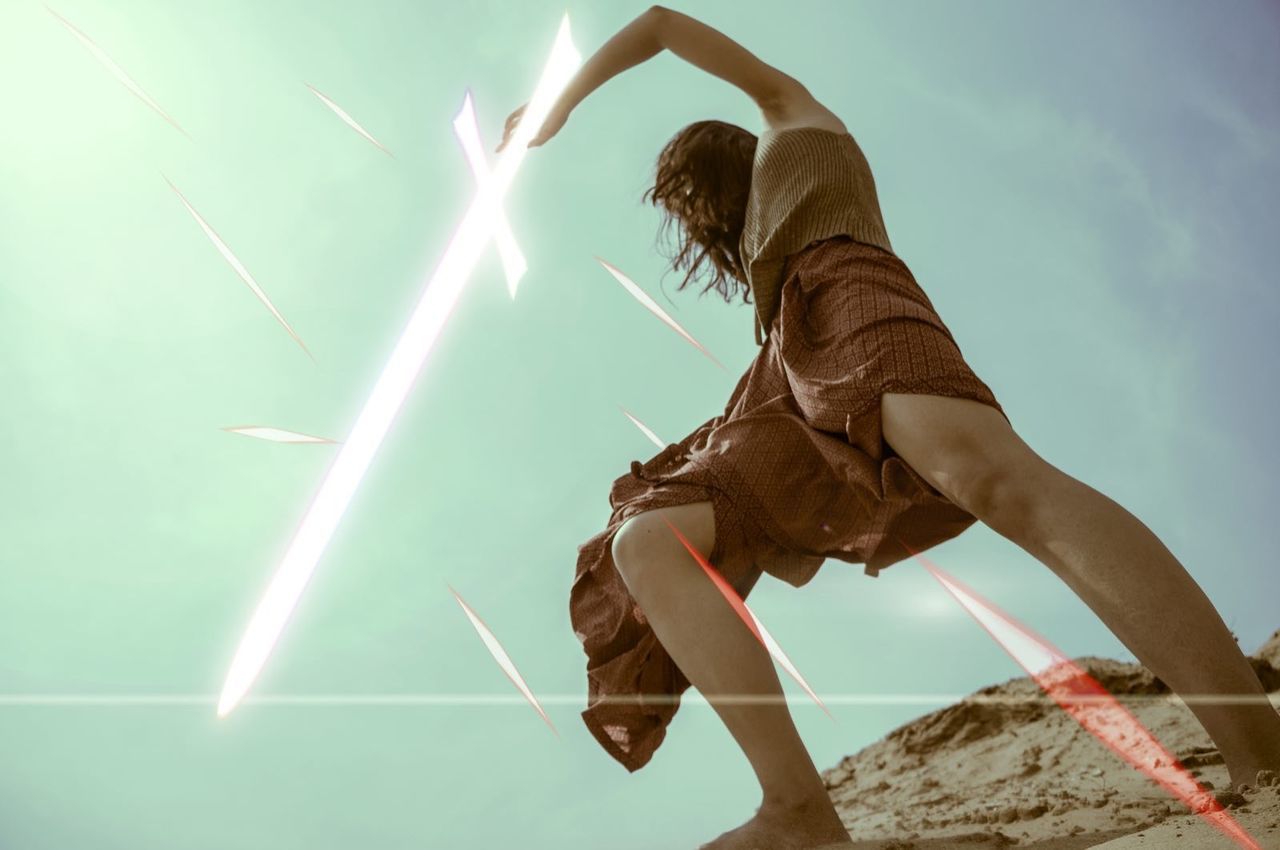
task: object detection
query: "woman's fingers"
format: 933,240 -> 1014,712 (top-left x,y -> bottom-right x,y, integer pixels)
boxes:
498,107 -> 520,146
495,103 -> 529,153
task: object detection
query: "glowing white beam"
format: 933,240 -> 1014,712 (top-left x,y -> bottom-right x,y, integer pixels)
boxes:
617,405 -> 665,449
44,4 -> 190,139
305,83 -> 393,157
448,585 -> 557,735
221,426 -> 338,444
164,174 -> 315,363
216,16 -> 582,718
594,257 -> 726,370
452,90 -> 527,298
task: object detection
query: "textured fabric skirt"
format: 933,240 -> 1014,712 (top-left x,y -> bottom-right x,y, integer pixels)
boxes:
569,235 -> 1009,773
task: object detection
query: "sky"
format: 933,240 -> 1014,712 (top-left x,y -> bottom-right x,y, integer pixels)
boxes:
1,0 -> 1277,847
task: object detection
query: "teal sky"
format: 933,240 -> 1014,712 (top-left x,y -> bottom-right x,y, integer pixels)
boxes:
2,0 -> 1277,847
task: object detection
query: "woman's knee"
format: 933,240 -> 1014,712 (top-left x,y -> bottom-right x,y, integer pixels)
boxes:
610,502 -> 716,588
965,461 -> 1041,534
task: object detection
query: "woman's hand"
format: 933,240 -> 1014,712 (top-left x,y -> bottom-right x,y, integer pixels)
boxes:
495,99 -> 572,153
493,7 -> 667,154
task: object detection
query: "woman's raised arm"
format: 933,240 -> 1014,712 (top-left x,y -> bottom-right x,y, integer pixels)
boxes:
497,5 -> 809,152
647,5 -> 806,110
558,6 -> 667,113
497,6 -> 664,152
559,5 -> 805,112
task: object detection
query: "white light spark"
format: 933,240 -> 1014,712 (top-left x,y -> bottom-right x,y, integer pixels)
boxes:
594,257 -> 725,370
305,83 -> 393,157
745,609 -> 833,720
221,426 -> 337,444
44,4 -> 190,138
618,405 -> 665,449
448,586 -> 557,735
163,174 -> 315,363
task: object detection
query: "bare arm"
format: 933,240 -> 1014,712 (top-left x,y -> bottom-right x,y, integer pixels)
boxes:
556,7 -> 667,115
650,5 -> 808,110
557,5 -> 808,116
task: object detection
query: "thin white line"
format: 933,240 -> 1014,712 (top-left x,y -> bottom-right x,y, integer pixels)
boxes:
0,694 -> 1275,707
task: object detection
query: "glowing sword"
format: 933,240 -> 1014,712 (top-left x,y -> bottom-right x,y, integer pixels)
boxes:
217,15 -> 582,717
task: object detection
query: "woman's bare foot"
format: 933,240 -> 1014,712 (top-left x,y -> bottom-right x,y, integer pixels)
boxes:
1229,765 -> 1280,795
1226,742 -> 1280,792
697,796 -> 852,849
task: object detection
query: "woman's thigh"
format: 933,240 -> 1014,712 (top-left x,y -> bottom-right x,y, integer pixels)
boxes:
880,391 -> 1045,520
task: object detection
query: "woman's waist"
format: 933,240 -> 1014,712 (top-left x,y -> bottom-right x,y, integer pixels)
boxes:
781,235 -> 911,287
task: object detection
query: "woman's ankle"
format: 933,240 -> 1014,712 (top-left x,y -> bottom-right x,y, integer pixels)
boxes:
760,787 -> 838,817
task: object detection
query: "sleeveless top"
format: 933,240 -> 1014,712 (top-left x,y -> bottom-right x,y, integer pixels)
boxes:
738,126 -> 896,346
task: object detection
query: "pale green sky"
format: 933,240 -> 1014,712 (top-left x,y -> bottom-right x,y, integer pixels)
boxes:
1,1 -> 1277,847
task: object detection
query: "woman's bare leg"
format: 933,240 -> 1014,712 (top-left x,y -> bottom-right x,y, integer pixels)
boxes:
612,502 -> 852,849
880,391 -> 1280,792
1000,464 -> 1280,789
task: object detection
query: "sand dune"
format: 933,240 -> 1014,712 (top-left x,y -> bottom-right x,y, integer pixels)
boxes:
814,629 -> 1280,849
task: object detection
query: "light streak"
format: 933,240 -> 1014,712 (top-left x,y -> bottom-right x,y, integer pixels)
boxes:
305,82 -> 393,157
2,692 -> 1274,707
163,174 -> 315,363
221,426 -> 338,444
662,518 -> 834,720
452,91 -> 527,298
44,4 -> 190,138
618,405 -> 666,450
448,586 -> 557,735
216,16 -> 582,718
594,257 -> 726,370
908,542 -> 1262,850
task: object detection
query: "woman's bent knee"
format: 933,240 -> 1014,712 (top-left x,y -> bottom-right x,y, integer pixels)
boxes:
610,502 -> 716,587
973,461 -> 1053,542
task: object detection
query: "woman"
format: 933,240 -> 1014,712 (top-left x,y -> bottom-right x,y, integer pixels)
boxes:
498,7 -> 1280,849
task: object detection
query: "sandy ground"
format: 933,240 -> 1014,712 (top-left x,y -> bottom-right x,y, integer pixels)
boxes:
806,629 -> 1280,849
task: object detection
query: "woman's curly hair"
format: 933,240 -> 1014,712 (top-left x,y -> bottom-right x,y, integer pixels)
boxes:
641,119 -> 758,307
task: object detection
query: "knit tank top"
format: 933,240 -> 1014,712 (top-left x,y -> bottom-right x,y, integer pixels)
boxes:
738,126 -> 896,346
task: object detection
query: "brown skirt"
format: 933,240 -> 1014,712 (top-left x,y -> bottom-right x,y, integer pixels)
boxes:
569,235 -> 1009,773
